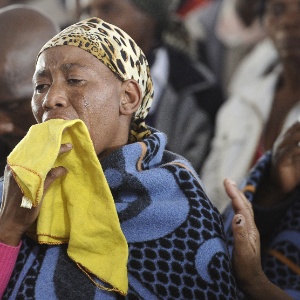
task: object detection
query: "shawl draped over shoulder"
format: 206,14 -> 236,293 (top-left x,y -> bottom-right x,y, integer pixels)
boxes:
1,128 -> 238,299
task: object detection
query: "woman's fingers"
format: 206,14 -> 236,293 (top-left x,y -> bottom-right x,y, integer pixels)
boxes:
43,143 -> 72,193
224,178 -> 254,219
224,178 -> 262,292
223,177 -> 260,246
232,214 -> 249,253
43,166 -> 68,191
59,143 -> 73,154
224,178 -> 260,255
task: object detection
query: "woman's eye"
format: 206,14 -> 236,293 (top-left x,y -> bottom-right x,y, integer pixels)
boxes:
35,84 -> 48,93
68,79 -> 83,85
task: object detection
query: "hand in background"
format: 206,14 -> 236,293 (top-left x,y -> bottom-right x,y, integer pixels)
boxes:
224,178 -> 292,299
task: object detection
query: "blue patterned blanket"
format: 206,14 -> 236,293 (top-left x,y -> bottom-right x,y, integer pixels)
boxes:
1,129 -> 238,299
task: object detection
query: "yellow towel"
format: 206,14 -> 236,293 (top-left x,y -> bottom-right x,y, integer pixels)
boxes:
7,119 -> 128,295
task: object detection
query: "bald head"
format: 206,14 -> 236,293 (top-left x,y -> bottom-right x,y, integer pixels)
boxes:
0,4 -> 60,163
0,4 -> 60,100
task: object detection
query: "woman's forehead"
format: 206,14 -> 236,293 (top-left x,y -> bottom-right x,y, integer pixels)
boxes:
35,46 -> 103,69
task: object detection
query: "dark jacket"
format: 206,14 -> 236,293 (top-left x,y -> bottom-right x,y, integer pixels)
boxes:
146,45 -> 223,173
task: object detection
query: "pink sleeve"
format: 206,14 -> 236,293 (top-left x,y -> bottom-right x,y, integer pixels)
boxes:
0,241 -> 21,298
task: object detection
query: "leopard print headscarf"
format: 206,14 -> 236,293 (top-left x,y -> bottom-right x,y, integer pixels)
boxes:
37,18 -> 154,142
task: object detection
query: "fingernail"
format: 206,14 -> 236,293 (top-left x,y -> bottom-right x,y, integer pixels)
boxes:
226,178 -> 237,186
236,218 -> 242,225
235,215 -> 243,225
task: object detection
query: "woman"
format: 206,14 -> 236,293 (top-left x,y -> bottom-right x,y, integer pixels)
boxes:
0,17 -> 237,299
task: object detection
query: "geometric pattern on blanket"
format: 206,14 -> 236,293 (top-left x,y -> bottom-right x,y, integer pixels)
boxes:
2,129 -> 238,299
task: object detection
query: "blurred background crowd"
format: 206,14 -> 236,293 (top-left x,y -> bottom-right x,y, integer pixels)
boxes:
0,0 -> 268,207
1,0 -> 300,298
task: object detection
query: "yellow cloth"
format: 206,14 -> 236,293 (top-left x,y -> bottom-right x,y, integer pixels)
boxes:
7,119 -> 128,295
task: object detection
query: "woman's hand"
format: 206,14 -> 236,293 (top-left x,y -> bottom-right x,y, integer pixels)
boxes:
0,143 -> 72,246
224,178 -> 293,299
224,178 -> 265,290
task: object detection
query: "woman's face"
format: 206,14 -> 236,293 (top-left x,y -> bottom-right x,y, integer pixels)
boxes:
32,45 -> 128,156
265,0 -> 300,61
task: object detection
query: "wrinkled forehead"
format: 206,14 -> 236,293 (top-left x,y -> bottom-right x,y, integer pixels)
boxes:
38,18 -> 146,83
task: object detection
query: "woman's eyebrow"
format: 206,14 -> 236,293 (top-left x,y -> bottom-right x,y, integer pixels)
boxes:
32,63 -> 91,83
32,69 -> 49,83
61,63 -> 90,71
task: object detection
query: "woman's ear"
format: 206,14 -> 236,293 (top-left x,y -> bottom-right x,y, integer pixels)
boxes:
119,79 -> 142,115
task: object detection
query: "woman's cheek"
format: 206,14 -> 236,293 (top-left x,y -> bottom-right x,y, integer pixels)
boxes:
31,100 -> 42,123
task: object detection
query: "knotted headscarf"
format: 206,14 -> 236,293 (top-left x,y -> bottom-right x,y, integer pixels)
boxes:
37,17 -> 154,142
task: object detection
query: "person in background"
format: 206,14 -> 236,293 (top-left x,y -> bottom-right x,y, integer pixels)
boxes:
201,0 -> 300,213
0,17 -> 238,299
176,0 -> 212,19
78,0 -> 224,173
0,0 -> 72,29
185,0 -> 265,97
0,4 -> 60,175
224,120 -> 300,299
26,0 -> 73,29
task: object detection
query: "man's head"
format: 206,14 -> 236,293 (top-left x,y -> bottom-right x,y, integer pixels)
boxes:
32,18 -> 154,157
0,4 -> 59,149
79,0 -> 170,55
260,0 -> 300,61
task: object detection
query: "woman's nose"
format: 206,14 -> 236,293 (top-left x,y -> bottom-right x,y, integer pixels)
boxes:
42,83 -> 69,110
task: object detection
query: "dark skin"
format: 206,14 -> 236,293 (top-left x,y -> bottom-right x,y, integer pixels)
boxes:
224,178 -> 293,299
235,0 -> 261,27
0,6 -> 61,241
254,121 -> 300,207
80,0 -> 157,56
262,0 -> 300,151
0,45 -> 142,247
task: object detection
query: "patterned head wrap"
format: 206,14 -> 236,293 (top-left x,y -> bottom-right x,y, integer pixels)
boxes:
37,17 -> 154,142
